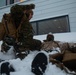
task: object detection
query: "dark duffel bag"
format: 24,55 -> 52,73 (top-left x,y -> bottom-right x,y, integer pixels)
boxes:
31,52 -> 48,75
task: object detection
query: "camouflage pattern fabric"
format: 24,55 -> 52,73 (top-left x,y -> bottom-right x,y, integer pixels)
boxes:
10,4 -> 42,59
18,15 -> 34,45
0,4 -> 42,59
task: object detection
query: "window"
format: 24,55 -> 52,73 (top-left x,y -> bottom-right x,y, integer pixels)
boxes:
6,0 -> 14,5
31,22 -> 37,35
10,0 -> 14,4
31,15 -> 70,35
6,0 -> 25,5
0,0 -> 26,7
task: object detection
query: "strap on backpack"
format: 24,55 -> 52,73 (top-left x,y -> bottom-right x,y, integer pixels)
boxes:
3,13 -> 9,34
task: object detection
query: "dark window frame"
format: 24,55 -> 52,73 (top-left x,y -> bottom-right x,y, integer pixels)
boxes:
10,0 -> 14,4
31,15 -> 70,35
6,0 -> 14,5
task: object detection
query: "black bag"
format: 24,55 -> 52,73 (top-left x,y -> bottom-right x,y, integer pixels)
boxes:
31,52 -> 48,75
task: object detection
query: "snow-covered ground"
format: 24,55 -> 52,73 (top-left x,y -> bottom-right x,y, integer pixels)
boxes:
0,32 -> 76,75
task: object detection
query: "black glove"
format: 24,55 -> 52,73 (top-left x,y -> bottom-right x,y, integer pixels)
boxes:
3,35 -> 15,45
1,42 -> 10,52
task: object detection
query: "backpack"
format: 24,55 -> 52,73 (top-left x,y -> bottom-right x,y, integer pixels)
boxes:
31,52 -> 48,75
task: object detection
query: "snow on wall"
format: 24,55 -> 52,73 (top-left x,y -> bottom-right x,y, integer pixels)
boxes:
0,0 -> 76,32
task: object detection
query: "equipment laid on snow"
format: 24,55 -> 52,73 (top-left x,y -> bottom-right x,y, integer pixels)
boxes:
31,52 -> 48,75
14,42 -> 30,59
1,62 -> 15,75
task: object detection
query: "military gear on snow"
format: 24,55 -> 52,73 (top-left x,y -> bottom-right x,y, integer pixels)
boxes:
14,39 -> 42,59
10,4 -> 41,59
31,52 -> 48,75
62,50 -> 76,71
14,42 -> 30,59
0,3 -> 42,59
41,34 -> 76,73
48,41 -> 76,73
1,62 -> 15,75
41,41 -> 60,52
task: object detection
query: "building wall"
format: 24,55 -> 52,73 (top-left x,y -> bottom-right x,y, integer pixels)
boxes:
0,0 -> 76,32
0,0 -> 6,7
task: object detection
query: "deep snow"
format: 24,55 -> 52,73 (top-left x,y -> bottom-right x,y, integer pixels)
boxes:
0,32 -> 76,75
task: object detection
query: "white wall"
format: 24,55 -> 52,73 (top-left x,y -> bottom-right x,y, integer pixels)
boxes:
0,0 -> 76,32
0,0 -> 6,7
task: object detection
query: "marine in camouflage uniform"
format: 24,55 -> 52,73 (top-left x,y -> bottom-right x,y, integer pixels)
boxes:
0,4 -> 42,59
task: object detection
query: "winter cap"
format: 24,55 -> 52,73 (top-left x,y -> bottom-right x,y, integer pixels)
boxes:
46,32 -> 54,41
10,4 -> 35,15
48,32 -> 53,35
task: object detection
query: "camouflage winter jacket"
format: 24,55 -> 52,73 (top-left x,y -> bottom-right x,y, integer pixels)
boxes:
41,40 -> 70,54
0,13 -> 33,44
0,14 -> 17,41
41,41 -> 60,52
0,4 -> 35,42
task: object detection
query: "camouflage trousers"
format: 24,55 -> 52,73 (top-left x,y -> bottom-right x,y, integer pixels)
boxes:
14,39 -> 42,59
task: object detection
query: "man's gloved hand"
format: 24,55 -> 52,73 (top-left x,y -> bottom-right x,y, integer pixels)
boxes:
3,35 -> 15,46
1,42 -> 10,53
